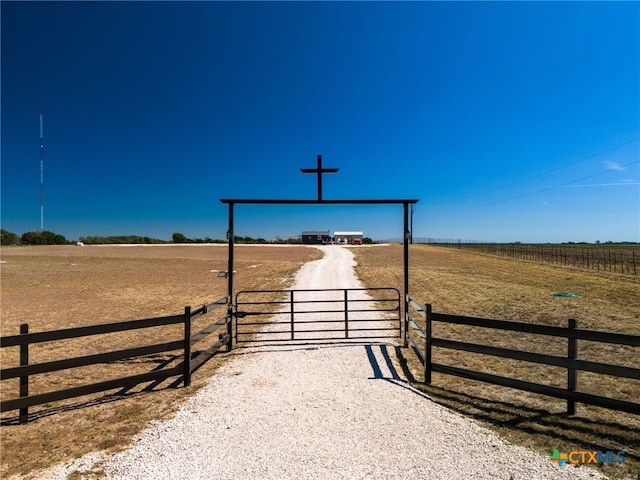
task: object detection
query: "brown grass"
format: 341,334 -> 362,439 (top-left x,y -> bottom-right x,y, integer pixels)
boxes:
353,243 -> 640,479
0,244 -> 321,478
2,243 -> 639,479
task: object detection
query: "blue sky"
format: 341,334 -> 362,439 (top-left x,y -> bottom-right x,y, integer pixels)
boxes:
2,1 -> 639,243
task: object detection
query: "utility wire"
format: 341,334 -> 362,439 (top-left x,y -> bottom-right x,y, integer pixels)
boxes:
435,159 -> 639,212
431,137 -> 640,205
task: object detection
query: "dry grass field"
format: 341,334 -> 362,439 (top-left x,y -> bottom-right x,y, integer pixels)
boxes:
0,244 -> 321,478
1,243 -> 639,479
353,244 -> 640,480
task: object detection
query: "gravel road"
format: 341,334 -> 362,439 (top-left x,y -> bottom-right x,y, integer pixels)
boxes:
34,246 -> 604,480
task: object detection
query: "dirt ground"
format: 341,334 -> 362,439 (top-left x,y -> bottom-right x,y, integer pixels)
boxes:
0,244 -> 321,478
353,244 -> 640,479
1,243 -> 638,479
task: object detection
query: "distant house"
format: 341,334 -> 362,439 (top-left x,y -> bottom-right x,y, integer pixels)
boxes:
333,231 -> 364,245
301,231 -> 331,245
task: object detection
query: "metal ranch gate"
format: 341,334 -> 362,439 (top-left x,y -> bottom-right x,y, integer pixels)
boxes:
235,287 -> 401,343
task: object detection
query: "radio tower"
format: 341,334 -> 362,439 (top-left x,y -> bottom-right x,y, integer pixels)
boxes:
39,97 -> 44,231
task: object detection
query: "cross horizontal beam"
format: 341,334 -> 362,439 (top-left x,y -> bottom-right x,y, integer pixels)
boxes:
220,199 -> 419,205
300,168 -> 339,174
301,154 -> 339,201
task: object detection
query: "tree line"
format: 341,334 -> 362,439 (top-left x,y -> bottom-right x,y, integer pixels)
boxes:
1,229 -> 176,246
1,229 -> 69,246
1,229 -> 279,246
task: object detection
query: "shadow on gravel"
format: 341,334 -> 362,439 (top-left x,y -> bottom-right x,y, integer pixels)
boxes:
411,379 -> 640,478
385,345 -> 640,478
1,350 -> 206,426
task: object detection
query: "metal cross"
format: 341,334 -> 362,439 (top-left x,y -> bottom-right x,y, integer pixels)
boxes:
300,155 -> 339,201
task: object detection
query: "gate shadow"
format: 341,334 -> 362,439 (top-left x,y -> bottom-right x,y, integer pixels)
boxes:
253,340 -> 640,472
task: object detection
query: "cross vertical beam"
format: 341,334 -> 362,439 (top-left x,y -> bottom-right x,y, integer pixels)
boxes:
300,154 -> 339,201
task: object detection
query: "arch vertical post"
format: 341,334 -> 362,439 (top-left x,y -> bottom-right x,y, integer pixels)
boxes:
403,202 -> 410,347
226,202 -> 235,351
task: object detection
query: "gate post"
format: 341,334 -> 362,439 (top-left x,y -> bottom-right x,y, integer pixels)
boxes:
226,202 -> 235,352
403,202 -> 410,348
227,302 -> 233,351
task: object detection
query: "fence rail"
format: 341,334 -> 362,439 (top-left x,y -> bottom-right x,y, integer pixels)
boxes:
0,296 -> 229,424
405,295 -> 640,415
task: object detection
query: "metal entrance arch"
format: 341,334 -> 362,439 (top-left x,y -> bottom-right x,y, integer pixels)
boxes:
219,155 -> 419,349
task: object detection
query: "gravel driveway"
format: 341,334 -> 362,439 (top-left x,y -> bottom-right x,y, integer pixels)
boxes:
36,246 -> 604,480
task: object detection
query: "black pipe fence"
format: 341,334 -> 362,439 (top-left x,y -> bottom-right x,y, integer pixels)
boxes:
405,295 -> 640,415
0,296 -> 229,424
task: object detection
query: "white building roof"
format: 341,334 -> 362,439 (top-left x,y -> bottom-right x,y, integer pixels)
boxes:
334,231 -> 363,236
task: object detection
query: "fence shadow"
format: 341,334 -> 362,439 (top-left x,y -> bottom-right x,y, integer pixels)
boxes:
1,297 -> 230,424
367,344 -> 639,472
413,382 -> 640,465
0,348 -> 212,426
0,378 -> 181,426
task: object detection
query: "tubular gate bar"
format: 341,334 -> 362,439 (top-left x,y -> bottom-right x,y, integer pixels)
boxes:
235,287 -> 401,343
405,295 -> 640,415
1,296 -> 229,424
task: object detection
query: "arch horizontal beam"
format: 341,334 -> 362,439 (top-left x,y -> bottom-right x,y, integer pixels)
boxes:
220,199 -> 419,205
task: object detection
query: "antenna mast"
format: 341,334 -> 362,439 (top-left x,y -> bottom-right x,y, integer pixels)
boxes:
39,97 -> 44,231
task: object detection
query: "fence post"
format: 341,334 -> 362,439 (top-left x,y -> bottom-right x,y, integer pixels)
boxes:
184,307 -> 192,387
344,289 -> 349,339
425,304 -> 432,384
567,318 -> 577,415
19,323 -> 29,424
